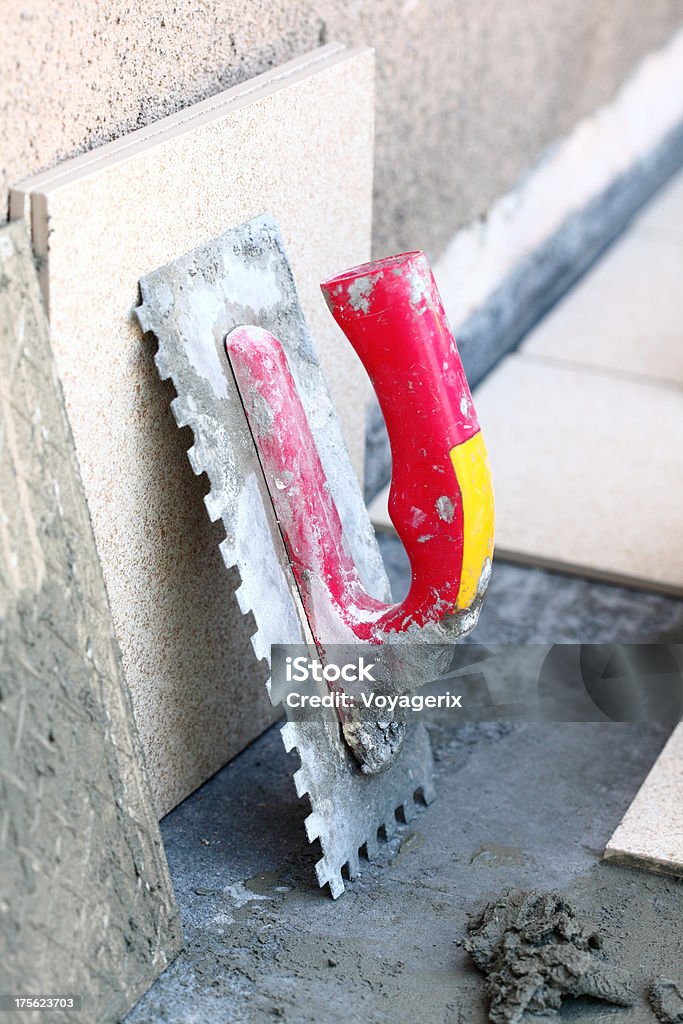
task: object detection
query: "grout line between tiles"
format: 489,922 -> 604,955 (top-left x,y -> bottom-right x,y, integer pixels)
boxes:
513,351 -> 683,395
491,547 -> 683,598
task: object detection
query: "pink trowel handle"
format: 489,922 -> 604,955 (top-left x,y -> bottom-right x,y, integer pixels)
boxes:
226,251 -> 494,646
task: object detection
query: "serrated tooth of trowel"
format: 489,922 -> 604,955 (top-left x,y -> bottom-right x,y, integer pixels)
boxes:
347,850 -> 360,879
293,768 -> 309,800
383,817 -> 398,840
203,490 -> 222,523
364,831 -> 380,860
401,800 -> 416,824
153,345 -> 172,382
265,677 -> 280,710
421,780 -> 436,805
317,860 -> 345,900
280,722 -> 298,753
234,581 -> 253,616
186,442 -> 205,476
170,395 -> 190,428
328,875 -> 345,899
217,536 -> 236,568
315,858 -> 330,888
247,628 -> 269,665
304,812 -> 322,842
135,304 -> 153,335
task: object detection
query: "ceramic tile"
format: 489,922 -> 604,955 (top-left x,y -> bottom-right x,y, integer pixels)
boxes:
370,353 -> 683,594
12,45 -> 375,815
634,169 -> 683,243
521,224 -> 683,383
605,723 -> 683,876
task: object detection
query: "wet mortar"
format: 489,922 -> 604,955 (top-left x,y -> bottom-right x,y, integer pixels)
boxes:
126,552 -> 683,1023
463,888 -> 634,1021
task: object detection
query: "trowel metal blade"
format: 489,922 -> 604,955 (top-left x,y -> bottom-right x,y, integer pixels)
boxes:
282,714 -> 435,898
135,214 -> 435,897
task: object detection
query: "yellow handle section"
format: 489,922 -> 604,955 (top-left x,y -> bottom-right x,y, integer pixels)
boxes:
450,432 -> 495,609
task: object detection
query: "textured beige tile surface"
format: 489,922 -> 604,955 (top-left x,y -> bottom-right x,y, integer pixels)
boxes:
370,353 -> 683,593
12,45 -> 375,816
605,723 -> 683,875
521,213 -> 683,383
474,355 -> 683,591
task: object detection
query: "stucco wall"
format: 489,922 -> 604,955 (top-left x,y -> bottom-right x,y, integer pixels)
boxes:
3,1 -> 683,259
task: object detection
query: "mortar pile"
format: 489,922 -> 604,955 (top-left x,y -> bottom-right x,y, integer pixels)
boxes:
464,888 -> 634,1023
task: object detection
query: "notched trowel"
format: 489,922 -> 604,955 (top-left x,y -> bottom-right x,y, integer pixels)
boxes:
136,215 -> 494,898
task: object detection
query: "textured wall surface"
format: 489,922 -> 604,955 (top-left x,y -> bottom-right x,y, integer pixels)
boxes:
0,221 -> 182,1020
2,0 -> 683,257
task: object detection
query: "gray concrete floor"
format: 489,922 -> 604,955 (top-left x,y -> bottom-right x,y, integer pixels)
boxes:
126,551 -> 683,1024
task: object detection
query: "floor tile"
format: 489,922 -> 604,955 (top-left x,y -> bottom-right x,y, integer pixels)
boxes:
521,226 -> 683,383
370,353 -> 683,594
605,723 -> 683,876
476,354 -> 683,592
633,169 -> 683,242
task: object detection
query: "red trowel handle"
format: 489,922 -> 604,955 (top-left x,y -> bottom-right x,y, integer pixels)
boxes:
321,251 -> 494,622
226,251 -> 494,645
